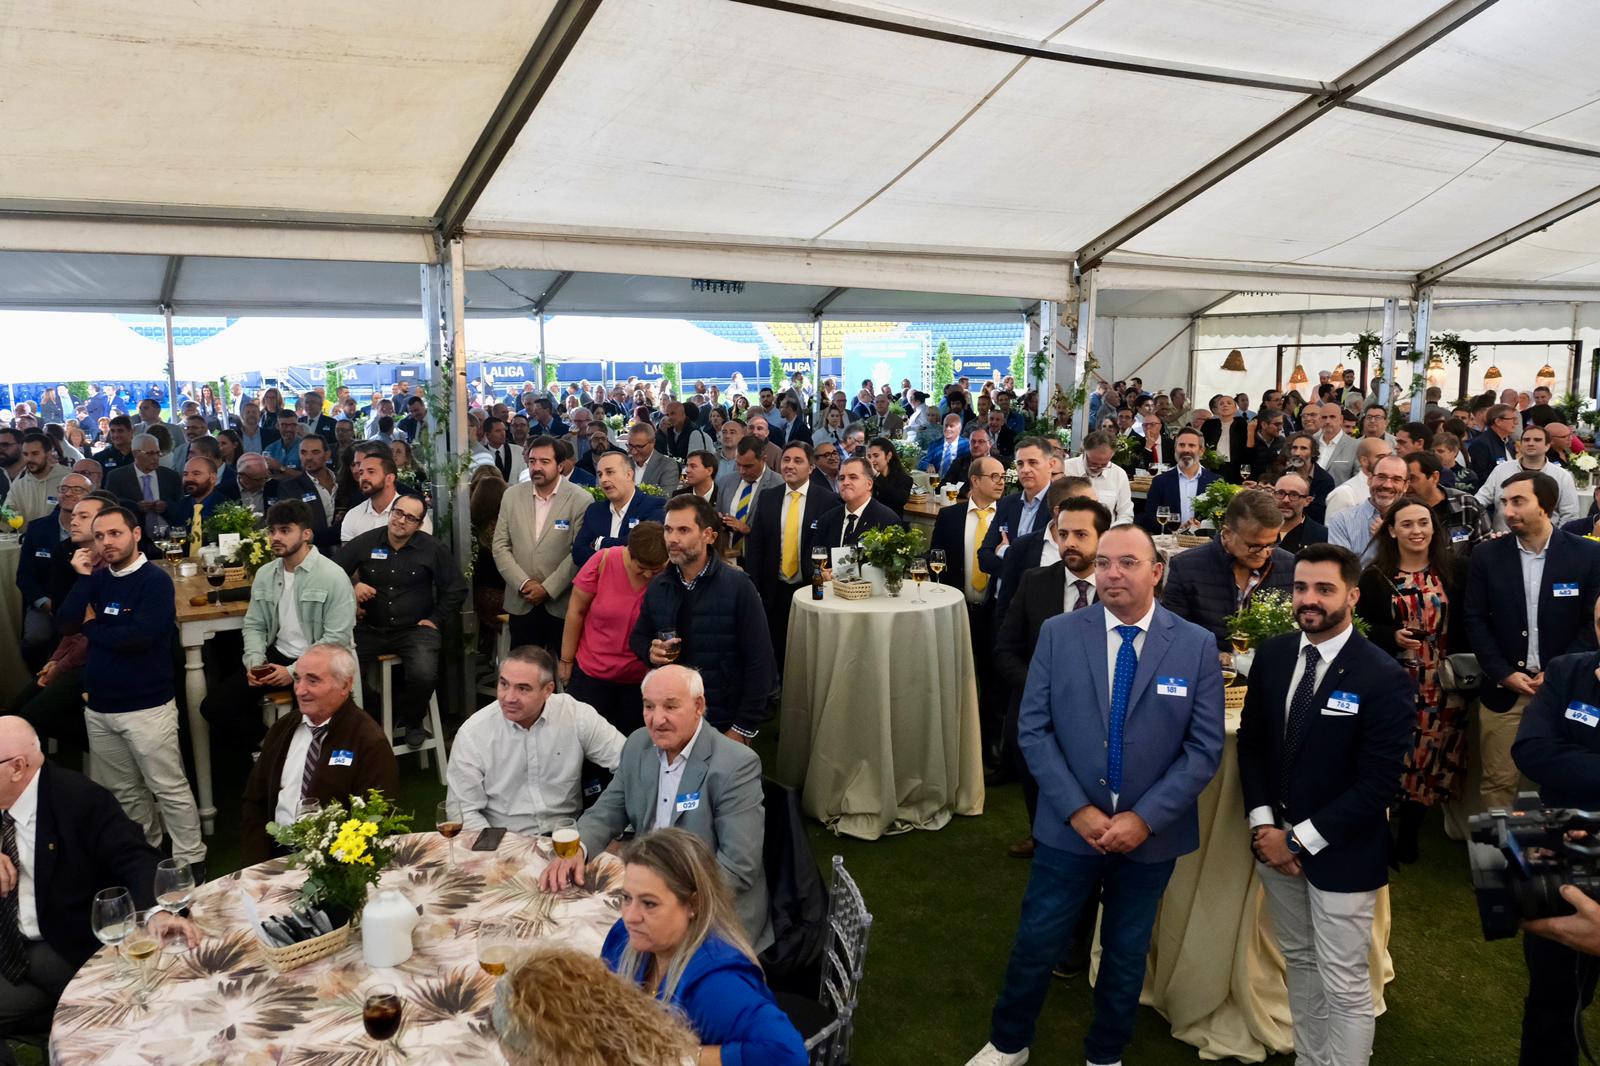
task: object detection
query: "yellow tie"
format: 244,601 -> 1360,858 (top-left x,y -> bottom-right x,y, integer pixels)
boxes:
781,490 -> 802,581
972,506 -> 993,593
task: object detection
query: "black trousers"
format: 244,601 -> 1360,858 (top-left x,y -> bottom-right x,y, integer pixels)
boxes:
1521,929 -> 1600,1065
967,600 -> 1003,762
354,624 -> 441,729
1003,695 -> 1040,823
9,670 -> 88,751
200,645 -> 295,754
506,607 -> 564,659
766,580 -> 806,671
0,939 -> 77,1043
566,662 -> 645,737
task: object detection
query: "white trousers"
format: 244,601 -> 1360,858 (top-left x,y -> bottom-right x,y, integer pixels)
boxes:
84,701 -> 206,865
1258,864 -> 1378,1066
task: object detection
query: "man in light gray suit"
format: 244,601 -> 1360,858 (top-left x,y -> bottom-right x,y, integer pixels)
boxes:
492,435 -> 594,655
626,423 -> 680,495
967,524 -> 1225,1066
714,436 -> 784,544
539,665 -> 772,952
1313,401 -> 1361,486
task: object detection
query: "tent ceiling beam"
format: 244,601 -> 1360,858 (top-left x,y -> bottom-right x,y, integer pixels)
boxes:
811,287 -> 849,316
533,271 -> 575,313
0,197 -> 431,233
1189,291 -> 1238,318
1340,101 -> 1600,161
158,256 -> 184,308
1076,0 -> 1502,269
434,0 -> 604,238
1415,182 -> 1600,287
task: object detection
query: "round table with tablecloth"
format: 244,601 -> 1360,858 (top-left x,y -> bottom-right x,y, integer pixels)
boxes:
776,581 -> 985,840
50,832 -> 626,1066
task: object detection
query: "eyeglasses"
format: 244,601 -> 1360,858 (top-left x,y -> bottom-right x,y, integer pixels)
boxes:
1271,489 -> 1309,501
391,511 -> 425,526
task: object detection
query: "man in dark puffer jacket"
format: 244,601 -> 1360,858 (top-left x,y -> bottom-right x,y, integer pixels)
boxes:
1161,489 -> 1295,651
630,493 -> 776,742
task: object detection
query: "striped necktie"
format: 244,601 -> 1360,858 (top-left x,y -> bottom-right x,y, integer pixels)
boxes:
0,812 -> 27,982
733,481 -> 753,544
302,723 -> 330,801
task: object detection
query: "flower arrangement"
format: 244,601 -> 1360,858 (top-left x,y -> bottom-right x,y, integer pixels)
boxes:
268,790 -> 412,924
202,501 -> 261,541
605,414 -> 625,432
636,482 -> 666,497
1191,479 -> 1241,526
1571,452 -> 1598,474
586,484 -> 608,503
0,504 -> 22,535
1224,590 -> 1298,650
856,524 -> 927,580
232,528 -> 274,576
1200,446 -> 1223,473
891,438 -> 923,473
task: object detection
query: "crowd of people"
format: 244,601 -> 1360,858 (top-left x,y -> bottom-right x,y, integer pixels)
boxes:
1,363 -> 1599,1065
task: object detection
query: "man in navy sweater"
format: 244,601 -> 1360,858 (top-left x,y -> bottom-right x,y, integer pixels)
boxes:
56,504 -> 206,876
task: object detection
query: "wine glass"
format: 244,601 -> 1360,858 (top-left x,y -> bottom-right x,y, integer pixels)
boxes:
1240,463 -> 1254,484
1155,506 -> 1173,539
153,858 -> 194,918
203,557 -> 226,606
91,886 -> 135,976
124,909 -> 162,1001
363,983 -> 403,1044
477,919 -> 514,977
436,800 -> 463,867
907,555 -> 929,602
928,549 -> 947,582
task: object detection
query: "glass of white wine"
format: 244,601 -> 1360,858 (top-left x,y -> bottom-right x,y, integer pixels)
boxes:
436,800 -> 463,867
477,919 -> 514,977
124,909 -> 162,1001
1155,506 -> 1173,540
907,556 -> 929,602
928,549 -> 947,584
91,886 -> 135,978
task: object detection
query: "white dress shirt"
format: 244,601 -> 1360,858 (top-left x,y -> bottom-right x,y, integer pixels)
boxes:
446,697 -> 627,834
1103,601 -> 1156,811
274,716 -> 318,826
340,492 -> 434,543
8,769 -> 42,939
1064,456 -> 1134,525
1323,471 -> 1369,521
1064,569 -> 1097,613
655,719 -> 704,831
1476,459 -> 1580,532
275,565 -> 310,661
1245,624 -> 1356,853
1518,532 -> 1550,673
1317,431 -> 1346,470
607,491 -> 637,541
838,500 -> 871,547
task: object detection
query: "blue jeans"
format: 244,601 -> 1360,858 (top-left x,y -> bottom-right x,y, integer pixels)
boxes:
990,842 -> 1175,1063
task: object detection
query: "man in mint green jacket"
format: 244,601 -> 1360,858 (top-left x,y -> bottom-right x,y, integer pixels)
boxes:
200,499 -> 357,752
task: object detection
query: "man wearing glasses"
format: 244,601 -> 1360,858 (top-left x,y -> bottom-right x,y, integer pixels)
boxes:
334,496 -> 466,749
1327,454 -> 1408,566
625,423 -> 680,495
1466,402 -> 1520,487
1269,472 -> 1328,553
1162,490 -> 1296,651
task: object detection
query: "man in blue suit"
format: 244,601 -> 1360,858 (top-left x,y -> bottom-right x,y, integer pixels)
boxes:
976,437 -> 1053,606
967,524 -> 1225,1066
1138,426 -> 1218,532
1238,544 -> 1414,1066
572,451 -> 666,570
919,414 -> 970,477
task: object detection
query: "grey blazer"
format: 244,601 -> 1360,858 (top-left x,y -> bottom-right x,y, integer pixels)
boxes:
491,478 -> 595,618
577,726 -> 773,952
1320,433 -> 1361,486
634,451 -> 680,495
715,467 -> 784,522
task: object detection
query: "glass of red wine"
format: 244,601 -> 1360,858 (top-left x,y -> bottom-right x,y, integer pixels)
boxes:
363,983 -> 402,1044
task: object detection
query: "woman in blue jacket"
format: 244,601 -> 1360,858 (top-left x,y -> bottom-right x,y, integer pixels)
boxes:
603,829 -> 807,1066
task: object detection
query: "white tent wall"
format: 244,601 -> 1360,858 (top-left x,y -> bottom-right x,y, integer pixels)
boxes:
1091,317 -> 1193,392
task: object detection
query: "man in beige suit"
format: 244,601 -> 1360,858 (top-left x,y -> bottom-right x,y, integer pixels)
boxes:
492,435 -> 594,655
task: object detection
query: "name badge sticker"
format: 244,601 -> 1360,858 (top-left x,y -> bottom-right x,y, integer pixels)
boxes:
1555,583 -> 1580,598
627,518 -> 640,529
35,549 -> 52,559
675,792 -> 701,813
1566,702 -> 1600,728
370,548 -> 389,560
1450,528 -> 1470,544
1156,677 -> 1188,697
328,750 -> 354,767
103,603 -> 122,616
302,492 -> 317,503
1325,691 -> 1360,714
554,519 -> 571,531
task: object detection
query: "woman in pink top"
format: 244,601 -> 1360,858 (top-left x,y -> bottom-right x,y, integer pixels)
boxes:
558,522 -> 668,734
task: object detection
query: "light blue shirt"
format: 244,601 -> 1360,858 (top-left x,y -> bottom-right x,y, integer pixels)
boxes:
1518,532 -> 1550,673
1326,499 -> 1381,566
1176,467 -> 1204,523
1017,490 -> 1046,538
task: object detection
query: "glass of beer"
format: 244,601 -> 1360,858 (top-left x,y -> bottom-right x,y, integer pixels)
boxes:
477,919 -> 514,977
656,627 -> 680,663
550,816 -> 581,862
907,556 -> 929,602
362,984 -> 403,1043
436,800 -> 463,867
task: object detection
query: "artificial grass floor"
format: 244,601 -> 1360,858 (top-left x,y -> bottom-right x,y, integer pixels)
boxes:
44,731 -> 1536,1065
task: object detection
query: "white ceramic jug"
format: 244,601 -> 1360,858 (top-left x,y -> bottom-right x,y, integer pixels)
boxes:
361,887 -> 419,968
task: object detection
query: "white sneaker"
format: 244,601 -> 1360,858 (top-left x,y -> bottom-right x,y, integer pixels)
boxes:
964,1045 -> 1029,1066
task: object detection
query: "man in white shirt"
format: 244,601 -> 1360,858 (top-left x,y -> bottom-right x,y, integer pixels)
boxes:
447,648 -> 626,835
340,450 -> 433,543
1475,422 -> 1580,531
1063,430 -> 1134,526
1322,437 -> 1393,521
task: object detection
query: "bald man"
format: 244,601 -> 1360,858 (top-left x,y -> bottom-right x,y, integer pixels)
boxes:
0,717 -> 199,1040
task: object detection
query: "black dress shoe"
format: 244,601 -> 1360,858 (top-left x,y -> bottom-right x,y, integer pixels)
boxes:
189,861 -> 208,886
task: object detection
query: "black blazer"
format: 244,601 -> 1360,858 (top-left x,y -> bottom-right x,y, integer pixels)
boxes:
1138,467 -> 1219,533
1202,417 -> 1250,480
1465,529 -> 1600,712
106,464 -> 182,511
929,500 -> 975,593
994,529 -> 1048,622
745,482 -> 839,598
1466,431 -> 1516,488
264,472 -> 333,546
1512,650 -> 1600,809
1279,518 -> 1329,554
30,763 -> 163,968
994,561 -> 1076,696
872,471 -> 912,517
1355,558 -> 1467,659
1236,632 -> 1415,892
813,500 -> 899,551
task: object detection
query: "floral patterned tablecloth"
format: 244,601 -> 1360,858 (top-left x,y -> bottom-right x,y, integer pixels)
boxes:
50,832 -> 626,1065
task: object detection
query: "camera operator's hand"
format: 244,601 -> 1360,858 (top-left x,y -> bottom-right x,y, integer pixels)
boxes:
1523,885 -> 1600,956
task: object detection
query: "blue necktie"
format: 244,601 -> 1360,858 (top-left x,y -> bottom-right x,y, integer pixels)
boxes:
1108,625 -> 1141,793
941,445 -> 954,477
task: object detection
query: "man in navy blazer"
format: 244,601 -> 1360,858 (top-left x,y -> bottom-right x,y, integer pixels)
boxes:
969,524 -> 1224,1066
572,452 -> 666,570
976,438 -> 1053,604
744,442 -> 837,666
1138,427 -> 1218,532
1237,544 -> 1414,1065
1465,469 -> 1600,812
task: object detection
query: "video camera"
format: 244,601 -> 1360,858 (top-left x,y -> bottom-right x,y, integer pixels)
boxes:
1468,794 -> 1600,940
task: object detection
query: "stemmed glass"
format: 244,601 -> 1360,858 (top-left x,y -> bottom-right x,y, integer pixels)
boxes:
153,858 -> 195,919
436,800 -> 463,867
907,555 -> 929,602
296,799 -> 322,821
203,555 -> 226,607
928,549 -> 947,584
91,886 -> 135,978
1155,506 -> 1174,540
124,909 -> 162,1001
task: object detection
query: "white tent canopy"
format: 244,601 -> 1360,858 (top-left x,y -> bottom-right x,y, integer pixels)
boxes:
0,311 -> 171,382
2,0 -> 1600,315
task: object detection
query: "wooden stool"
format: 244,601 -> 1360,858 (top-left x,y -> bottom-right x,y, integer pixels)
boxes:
373,655 -> 446,785
261,690 -> 295,730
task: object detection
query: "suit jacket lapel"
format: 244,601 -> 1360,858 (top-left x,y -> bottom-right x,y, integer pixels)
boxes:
1124,610 -> 1174,720
32,767 -> 58,905
672,744 -> 714,826
1086,606 -> 1112,725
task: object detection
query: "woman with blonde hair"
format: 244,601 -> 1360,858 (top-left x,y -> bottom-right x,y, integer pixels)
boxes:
604,829 -> 806,1066
494,944 -> 698,1066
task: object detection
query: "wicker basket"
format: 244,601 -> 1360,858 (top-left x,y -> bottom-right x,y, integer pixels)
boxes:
260,921 -> 353,972
222,565 -> 248,587
1129,476 -> 1153,493
1224,685 -> 1248,711
831,579 -> 872,601
1175,533 -> 1212,548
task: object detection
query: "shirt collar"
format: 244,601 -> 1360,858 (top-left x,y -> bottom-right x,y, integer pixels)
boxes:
110,553 -> 147,578
967,498 -> 994,516
6,767 -> 41,827
1518,531 -> 1553,559
1298,623 -> 1355,666
786,481 -> 808,498
1104,600 -> 1156,636
1176,463 -> 1202,482
846,500 -> 870,519
659,718 -> 705,771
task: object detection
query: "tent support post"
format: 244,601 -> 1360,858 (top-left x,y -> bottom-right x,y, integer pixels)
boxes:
811,317 -> 823,416
1410,288 -> 1433,420
1378,298 -> 1397,409
537,313 -> 547,395
1032,300 -> 1054,401
1071,268 -> 1097,448
160,303 -> 178,419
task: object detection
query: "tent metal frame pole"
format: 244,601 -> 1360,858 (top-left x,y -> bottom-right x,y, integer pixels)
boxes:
537,313 -> 548,394
811,317 -> 824,416
160,303 -> 179,419
1416,182 -> 1600,286
1410,288 -> 1433,420
1071,270 -> 1096,448
444,239 -> 473,578
1378,298 -> 1397,409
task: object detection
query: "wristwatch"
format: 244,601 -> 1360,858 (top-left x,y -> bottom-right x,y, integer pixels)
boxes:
1285,831 -> 1304,856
